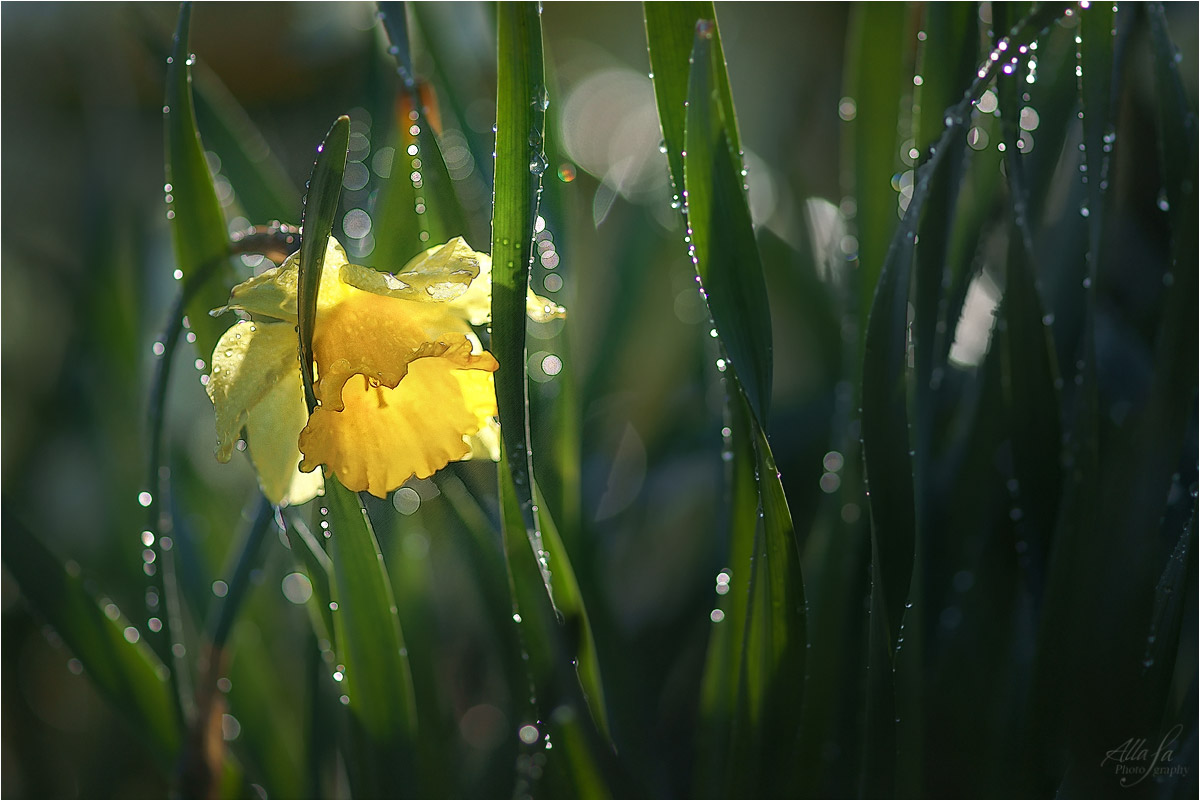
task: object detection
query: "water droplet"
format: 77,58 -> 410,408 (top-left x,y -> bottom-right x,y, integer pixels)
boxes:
137,491 -> 153,508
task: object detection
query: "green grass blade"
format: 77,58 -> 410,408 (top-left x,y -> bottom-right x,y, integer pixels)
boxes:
164,1 -> 234,362
644,2 -> 769,422
293,112 -> 416,795
647,8 -> 805,794
492,7 -> 618,793
534,487 -> 610,738
492,2 -> 545,514
844,4 -> 910,340
683,32 -> 772,423
1,513 -> 180,765
323,480 -> 417,794
373,2 -> 472,267
644,2 -> 739,208
297,115 -> 350,412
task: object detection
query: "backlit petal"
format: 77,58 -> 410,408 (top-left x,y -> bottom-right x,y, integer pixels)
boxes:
215,237 -> 351,322
298,343 -> 499,498
338,237 -> 483,303
311,288 -> 478,412
206,320 -> 322,505
441,251 -> 566,326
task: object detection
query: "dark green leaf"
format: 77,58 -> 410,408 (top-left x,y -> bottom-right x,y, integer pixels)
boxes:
647,8 -> 805,795
492,6 -> 618,794
684,30 -> 773,424
297,115 -> 350,414
844,4 -> 911,337
323,479 -> 417,795
164,2 -> 234,362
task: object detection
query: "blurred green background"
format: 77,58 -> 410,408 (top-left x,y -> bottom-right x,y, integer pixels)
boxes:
2,2 -> 1196,797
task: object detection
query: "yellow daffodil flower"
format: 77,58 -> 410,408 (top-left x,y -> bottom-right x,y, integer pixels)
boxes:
205,236 -> 564,505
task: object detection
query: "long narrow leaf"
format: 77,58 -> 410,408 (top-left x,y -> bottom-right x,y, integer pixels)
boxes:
323,480 -> 417,794
647,7 -> 805,795
297,115 -> 350,412
164,1 -> 234,361
492,5 -> 617,795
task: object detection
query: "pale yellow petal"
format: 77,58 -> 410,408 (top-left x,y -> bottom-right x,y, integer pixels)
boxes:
298,345 -> 499,498
338,237 -> 483,303
206,320 -> 321,505
463,417 -> 501,462
214,237 -> 351,322
442,251 -> 566,326
245,367 -> 324,506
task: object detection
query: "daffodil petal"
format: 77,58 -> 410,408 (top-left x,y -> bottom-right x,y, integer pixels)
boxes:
298,348 -> 499,498
439,251 -> 566,326
311,288 -> 481,411
338,237 -> 483,303
464,417 -> 502,462
206,319 -> 321,505
245,368 -> 324,506
214,237 -> 351,322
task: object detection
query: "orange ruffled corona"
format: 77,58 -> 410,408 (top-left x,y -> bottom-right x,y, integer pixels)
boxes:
205,237 -> 563,505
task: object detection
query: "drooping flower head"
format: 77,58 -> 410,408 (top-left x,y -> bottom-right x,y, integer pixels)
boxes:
206,237 -> 563,505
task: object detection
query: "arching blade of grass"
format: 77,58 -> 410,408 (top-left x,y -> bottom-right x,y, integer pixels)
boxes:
646,7 -> 806,795
165,2 -> 234,361
160,0 -> 234,726
857,5 -> 1072,794
492,5 -> 616,794
297,115 -> 348,410
321,480 -> 417,795
1,513 -> 180,767
295,115 -> 417,796
645,2 -> 770,422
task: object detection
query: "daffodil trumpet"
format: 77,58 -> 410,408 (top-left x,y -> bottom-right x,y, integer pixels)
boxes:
206,237 -> 564,506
